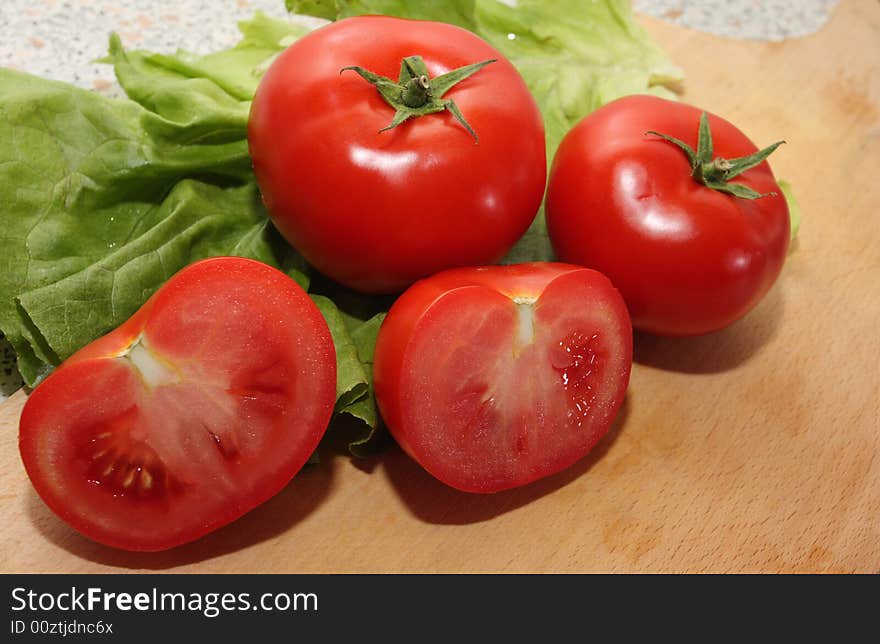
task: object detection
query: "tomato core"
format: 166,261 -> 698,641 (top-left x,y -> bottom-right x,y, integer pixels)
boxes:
123,336 -> 180,388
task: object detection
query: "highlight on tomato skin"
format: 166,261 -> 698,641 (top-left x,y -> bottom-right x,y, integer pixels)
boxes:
373,263 -> 633,494
18,257 -> 337,552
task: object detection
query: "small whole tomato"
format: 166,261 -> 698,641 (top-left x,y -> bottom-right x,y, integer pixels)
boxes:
373,263 -> 632,493
546,95 -> 790,336
248,15 -> 546,294
19,258 -> 336,551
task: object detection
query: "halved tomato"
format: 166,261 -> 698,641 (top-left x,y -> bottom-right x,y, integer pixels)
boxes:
19,257 -> 336,551
373,263 -> 632,493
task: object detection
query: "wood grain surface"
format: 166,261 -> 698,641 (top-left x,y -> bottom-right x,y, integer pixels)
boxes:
1,0 -> 877,573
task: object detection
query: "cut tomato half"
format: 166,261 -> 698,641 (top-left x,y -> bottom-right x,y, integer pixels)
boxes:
374,263 -> 632,493
19,257 -> 336,551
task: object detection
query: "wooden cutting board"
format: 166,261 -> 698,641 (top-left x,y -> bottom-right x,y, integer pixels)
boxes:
1,0 -> 877,573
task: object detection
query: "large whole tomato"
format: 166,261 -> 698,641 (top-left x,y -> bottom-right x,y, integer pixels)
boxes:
373,263 -> 632,493
19,258 -> 336,551
546,95 -> 790,336
248,16 -> 546,294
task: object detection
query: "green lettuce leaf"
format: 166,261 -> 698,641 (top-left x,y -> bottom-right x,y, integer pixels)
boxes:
309,296 -> 387,455
287,0 -> 479,28
342,312 -> 387,455
778,179 -> 801,243
15,182 -> 295,364
0,14 -> 316,388
0,67 -> 254,385
103,13 -> 308,104
310,294 -> 371,414
309,275 -> 391,452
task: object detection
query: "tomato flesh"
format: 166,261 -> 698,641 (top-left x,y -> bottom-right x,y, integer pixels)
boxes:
374,264 -> 632,493
19,258 -> 336,551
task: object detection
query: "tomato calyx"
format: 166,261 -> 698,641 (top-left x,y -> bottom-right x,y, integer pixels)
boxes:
341,55 -> 496,141
645,111 -> 785,200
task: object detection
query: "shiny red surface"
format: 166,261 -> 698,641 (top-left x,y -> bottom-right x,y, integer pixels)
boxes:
248,16 -> 546,293
546,95 -> 789,336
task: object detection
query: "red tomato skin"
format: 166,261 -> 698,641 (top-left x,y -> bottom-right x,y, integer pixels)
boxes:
19,257 -> 337,551
248,16 -> 546,294
546,95 -> 790,336
374,263 -> 632,493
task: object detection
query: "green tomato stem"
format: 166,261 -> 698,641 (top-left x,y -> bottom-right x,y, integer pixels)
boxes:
341,55 -> 496,142
646,112 -> 785,200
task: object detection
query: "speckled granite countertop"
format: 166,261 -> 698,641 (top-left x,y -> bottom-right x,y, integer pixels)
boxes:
0,0 -> 839,397
2,0 -> 839,91
634,0 -> 838,40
